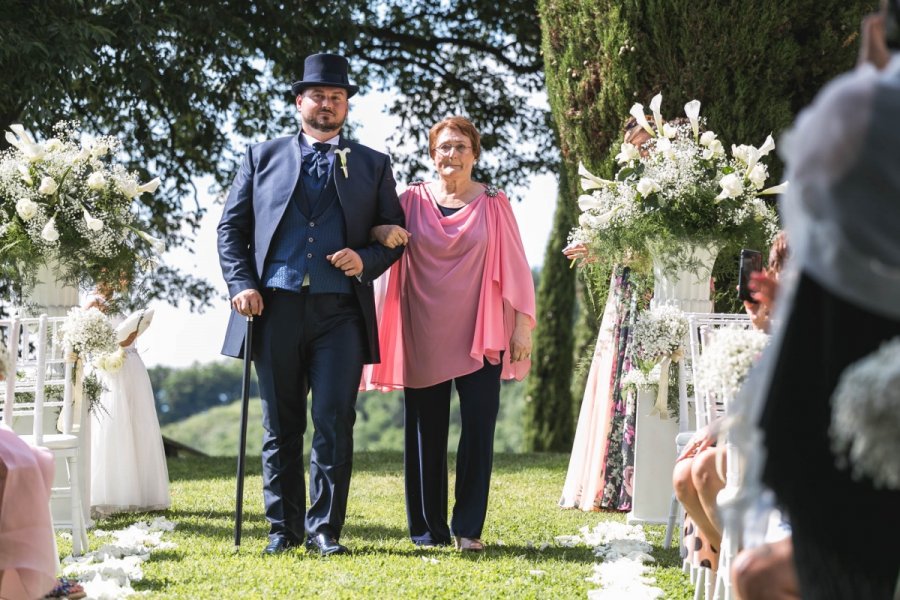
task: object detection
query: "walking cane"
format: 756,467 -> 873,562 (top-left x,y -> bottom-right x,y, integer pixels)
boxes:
233,315 -> 254,551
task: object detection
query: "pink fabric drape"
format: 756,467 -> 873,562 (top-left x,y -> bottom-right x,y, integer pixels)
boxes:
0,425 -> 57,600
364,184 -> 535,390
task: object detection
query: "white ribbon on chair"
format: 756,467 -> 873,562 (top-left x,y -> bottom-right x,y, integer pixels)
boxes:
649,347 -> 683,418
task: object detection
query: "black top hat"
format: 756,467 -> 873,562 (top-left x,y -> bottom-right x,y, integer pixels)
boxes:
291,53 -> 359,97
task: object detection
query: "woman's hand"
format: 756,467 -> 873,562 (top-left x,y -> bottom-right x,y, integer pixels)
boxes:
858,11 -> 890,70
562,242 -> 596,265
510,313 -> 533,362
676,424 -> 716,461
371,224 -> 411,248
119,331 -> 138,347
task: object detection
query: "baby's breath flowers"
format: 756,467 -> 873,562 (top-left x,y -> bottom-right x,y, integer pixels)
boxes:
693,326 -> 769,401
1,121 -> 163,296
830,337 -> 900,490
571,92 -> 783,268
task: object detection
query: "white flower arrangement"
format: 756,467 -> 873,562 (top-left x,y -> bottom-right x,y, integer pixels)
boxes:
57,306 -> 117,359
630,305 -> 688,374
829,337 -> 900,490
572,92 -> 782,265
1,121 -> 163,296
693,326 -> 769,400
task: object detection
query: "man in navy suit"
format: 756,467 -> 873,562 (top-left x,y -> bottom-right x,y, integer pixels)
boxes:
217,53 -> 404,556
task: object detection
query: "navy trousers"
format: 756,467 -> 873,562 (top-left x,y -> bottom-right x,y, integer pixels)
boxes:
254,288 -> 365,542
403,358 -> 502,545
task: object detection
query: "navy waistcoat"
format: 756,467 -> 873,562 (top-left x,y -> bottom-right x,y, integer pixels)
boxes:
262,169 -> 353,294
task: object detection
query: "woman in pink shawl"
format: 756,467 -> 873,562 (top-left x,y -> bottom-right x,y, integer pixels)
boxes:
368,116 -> 536,552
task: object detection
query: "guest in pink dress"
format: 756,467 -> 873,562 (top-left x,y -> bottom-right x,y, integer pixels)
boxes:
0,421 -> 58,600
367,116 -> 536,552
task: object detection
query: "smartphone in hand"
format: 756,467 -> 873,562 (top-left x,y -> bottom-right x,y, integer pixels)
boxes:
738,249 -> 763,303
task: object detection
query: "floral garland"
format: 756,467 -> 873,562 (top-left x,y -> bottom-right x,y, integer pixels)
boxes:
1,121 -> 164,297
572,92 -> 782,270
830,337 -> 900,490
693,326 -> 769,400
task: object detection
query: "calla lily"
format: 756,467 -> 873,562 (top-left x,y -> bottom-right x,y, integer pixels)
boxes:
137,177 -> 161,195
41,217 -> 59,242
757,134 -> 776,157
684,100 -> 701,141
6,124 -> 45,162
662,123 -> 677,139
649,93 -> 664,139
760,181 -> 789,195
629,103 -> 656,137
334,148 -> 351,178
17,164 -> 32,185
38,176 -> 58,195
83,209 -> 104,231
578,162 -> 616,191
135,229 -> 166,253
578,194 -> 603,211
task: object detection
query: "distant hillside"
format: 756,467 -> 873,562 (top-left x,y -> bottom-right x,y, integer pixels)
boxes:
161,379 -> 527,456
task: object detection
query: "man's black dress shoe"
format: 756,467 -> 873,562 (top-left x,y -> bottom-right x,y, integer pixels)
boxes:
305,532 -> 350,556
262,536 -> 298,555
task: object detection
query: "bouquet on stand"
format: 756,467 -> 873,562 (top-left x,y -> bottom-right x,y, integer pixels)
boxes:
572,92 -> 783,273
0,121 -> 164,299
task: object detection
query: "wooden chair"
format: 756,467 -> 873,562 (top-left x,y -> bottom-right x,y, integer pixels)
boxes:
1,315 -> 89,555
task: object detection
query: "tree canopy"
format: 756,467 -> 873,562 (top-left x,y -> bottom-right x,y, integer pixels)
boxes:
1,0 -> 549,308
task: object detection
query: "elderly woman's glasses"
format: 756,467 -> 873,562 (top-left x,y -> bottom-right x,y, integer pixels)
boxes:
434,143 -> 472,156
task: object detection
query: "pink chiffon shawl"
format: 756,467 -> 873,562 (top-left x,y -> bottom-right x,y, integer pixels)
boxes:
364,184 -> 536,390
0,425 -> 57,600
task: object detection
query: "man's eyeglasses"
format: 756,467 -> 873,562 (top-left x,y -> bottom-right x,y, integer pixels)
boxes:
434,143 -> 472,156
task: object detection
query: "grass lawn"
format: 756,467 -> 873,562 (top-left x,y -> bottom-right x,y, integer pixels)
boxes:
58,452 -> 693,599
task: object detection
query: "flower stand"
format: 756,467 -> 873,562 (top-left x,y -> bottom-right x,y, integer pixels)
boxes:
629,241 -> 719,525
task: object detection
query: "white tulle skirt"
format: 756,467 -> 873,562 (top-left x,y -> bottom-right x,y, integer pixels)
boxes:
90,347 -> 170,516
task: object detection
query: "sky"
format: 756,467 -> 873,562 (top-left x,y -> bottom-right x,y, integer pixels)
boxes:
138,91 -> 558,368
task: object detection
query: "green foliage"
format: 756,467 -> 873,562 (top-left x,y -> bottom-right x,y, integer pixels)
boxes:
148,361 -> 259,425
523,162 -> 577,451
0,0 -> 548,308
59,453 -> 694,598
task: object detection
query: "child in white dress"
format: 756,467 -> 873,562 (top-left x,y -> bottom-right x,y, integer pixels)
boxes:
85,291 -> 170,517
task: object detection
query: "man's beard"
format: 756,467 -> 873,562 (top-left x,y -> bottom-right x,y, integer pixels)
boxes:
302,111 -> 345,133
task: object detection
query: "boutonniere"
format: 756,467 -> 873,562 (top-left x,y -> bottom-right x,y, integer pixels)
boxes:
334,148 -> 351,178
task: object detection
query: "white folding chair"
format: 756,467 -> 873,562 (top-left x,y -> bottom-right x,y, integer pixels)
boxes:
662,313 -> 752,600
2,315 -> 89,555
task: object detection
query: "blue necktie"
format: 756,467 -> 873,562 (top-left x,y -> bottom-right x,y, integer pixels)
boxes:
307,142 -> 332,180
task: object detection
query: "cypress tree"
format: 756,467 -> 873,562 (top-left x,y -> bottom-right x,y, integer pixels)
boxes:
524,161 -> 578,451
529,0 -> 875,446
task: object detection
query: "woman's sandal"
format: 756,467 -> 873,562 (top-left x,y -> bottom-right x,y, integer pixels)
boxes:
44,577 -> 86,599
454,536 -> 485,552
